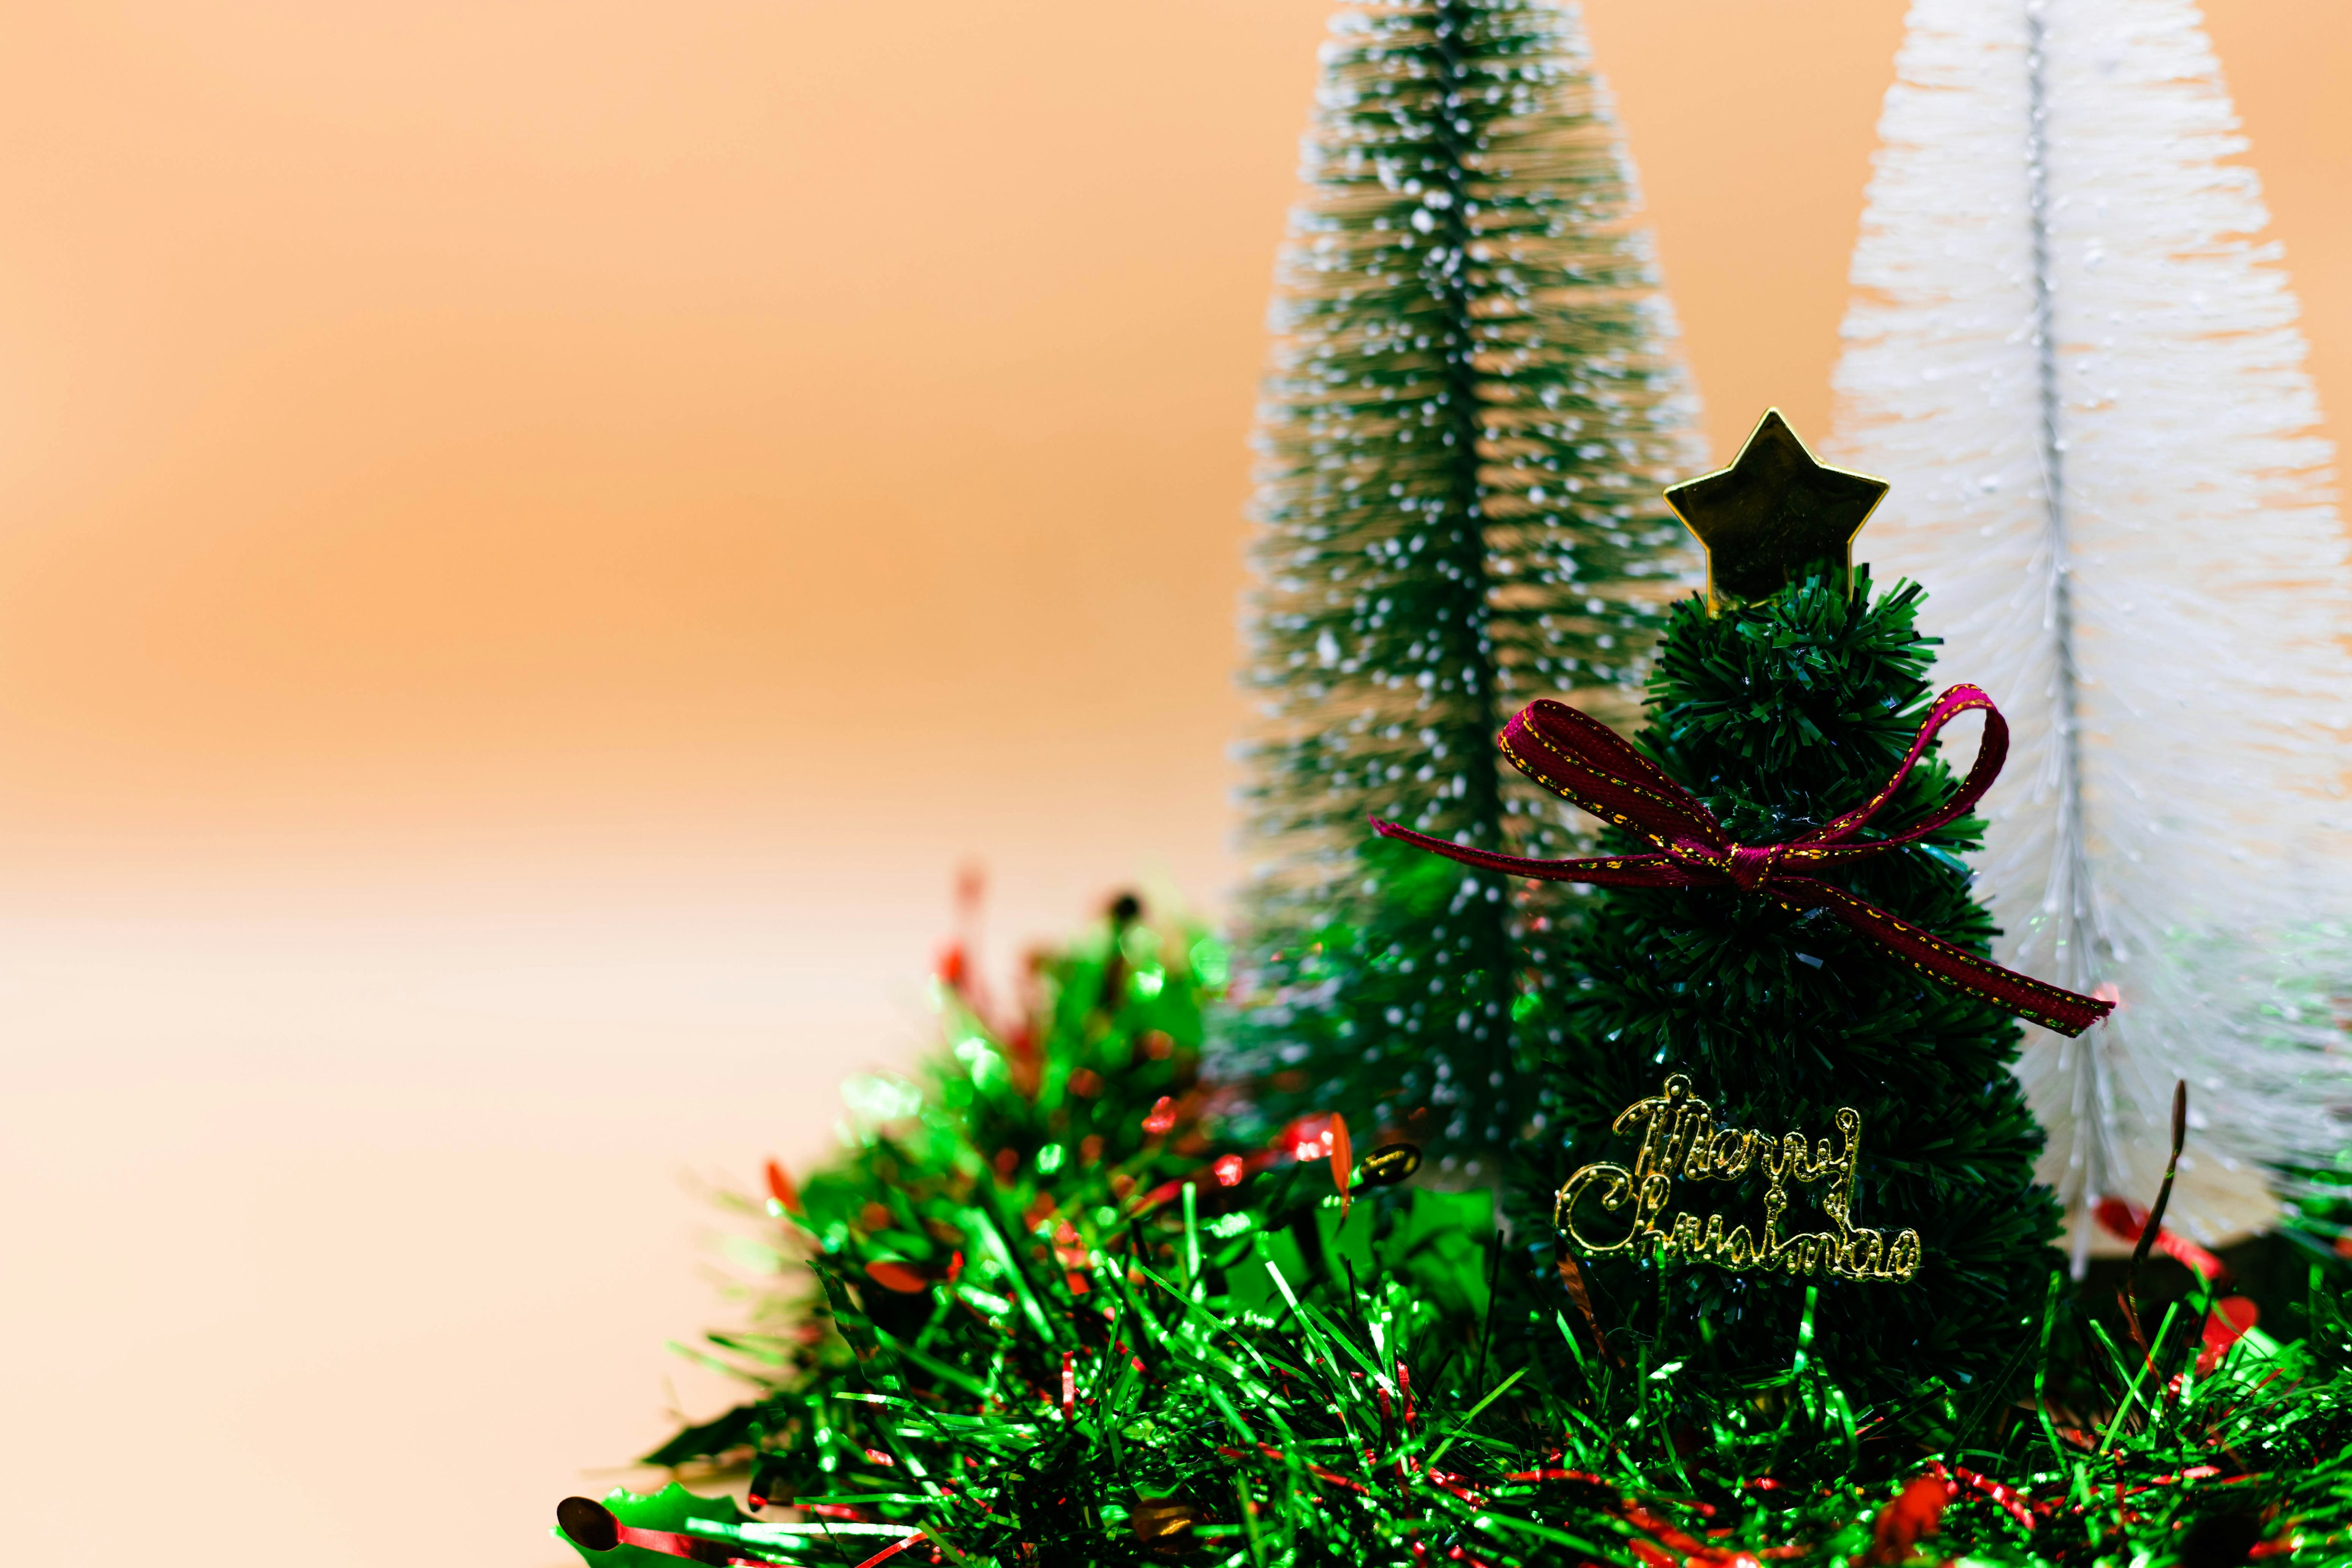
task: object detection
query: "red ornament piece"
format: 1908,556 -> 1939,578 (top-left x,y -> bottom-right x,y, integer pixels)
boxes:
2094,1196 -> 2230,1284
1329,1112 -> 1353,1219
865,1261 -> 930,1294
1866,1472 -> 1948,1564
763,1158 -> 801,1215
2198,1295 -> 2260,1373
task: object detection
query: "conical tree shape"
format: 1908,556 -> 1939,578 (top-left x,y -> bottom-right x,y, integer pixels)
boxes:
1828,0 -> 2352,1257
1229,0 -> 1700,1166
1533,571 -> 2060,1409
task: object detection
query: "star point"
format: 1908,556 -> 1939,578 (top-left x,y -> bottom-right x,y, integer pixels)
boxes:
1665,409 -> 1890,610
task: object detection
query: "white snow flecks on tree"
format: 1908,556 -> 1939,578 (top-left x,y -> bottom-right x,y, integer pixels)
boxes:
1830,0 -> 2352,1262
1226,0 -> 1702,1161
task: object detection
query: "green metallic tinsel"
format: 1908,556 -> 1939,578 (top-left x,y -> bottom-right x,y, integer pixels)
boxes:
580,889 -> 2352,1567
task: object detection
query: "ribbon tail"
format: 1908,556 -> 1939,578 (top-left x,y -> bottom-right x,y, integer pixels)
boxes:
1499,699 -> 1730,846
1781,879 -> 2113,1037
1368,819 -> 1694,888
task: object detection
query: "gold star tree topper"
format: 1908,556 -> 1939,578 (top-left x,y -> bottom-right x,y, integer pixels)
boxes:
1665,409 -> 1890,610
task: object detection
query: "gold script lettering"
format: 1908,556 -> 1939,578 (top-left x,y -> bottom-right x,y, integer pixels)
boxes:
1552,1074 -> 1922,1283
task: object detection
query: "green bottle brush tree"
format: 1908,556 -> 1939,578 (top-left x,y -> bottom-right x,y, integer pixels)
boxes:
1227,0 -> 1700,1167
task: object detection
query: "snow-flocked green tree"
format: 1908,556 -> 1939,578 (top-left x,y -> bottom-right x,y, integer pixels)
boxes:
1227,0 -> 1702,1170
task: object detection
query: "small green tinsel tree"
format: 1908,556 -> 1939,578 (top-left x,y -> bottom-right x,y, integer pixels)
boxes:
1229,0 -> 1700,1166
1523,570 -> 2063,1413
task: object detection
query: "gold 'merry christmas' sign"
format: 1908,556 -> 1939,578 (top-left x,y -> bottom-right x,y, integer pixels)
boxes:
1555,1075 -> 1923,1283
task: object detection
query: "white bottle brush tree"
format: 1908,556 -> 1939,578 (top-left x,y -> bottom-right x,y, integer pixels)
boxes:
1830,0 -> 2352,1261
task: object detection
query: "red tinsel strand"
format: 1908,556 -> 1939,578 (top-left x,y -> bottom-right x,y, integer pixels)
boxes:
1420,1468 -> 1487,1506
1330,1112 -> 1352,1219
847,1532 -> 930,1568
1127,1112 -> 1375,1216
1621,1501 -> 1737,1564
762,1158 -> 801,1216
1214,1443 -> 1371,1496
1932,1463 -> 2038,1531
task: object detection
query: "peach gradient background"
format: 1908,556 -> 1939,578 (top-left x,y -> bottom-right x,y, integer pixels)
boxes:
2,3 -> 2346,1563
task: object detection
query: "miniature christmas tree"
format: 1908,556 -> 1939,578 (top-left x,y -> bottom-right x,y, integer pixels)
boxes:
1231,0 -> 1701,1167
1544,574 -> 2062,1406
1378,412 -> 2109,1411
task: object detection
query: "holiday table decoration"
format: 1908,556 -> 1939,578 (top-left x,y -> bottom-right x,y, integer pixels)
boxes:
562,872 -> 2352,1566
559,418 -> 2352,1568
551,3 -> 2352,1558
560,873 -> 2350,1568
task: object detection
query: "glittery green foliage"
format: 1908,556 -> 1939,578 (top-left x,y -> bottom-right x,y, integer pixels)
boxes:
1506,570 -> 2064,1417
574,1203 -> 2352,1566
589,897 -> 2352,1565
1229,0 -> 1701,1164
639,898 -> 1240,1471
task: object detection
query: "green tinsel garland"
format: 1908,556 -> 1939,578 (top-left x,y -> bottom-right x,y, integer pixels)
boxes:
565,896 -> 2352,1567
568,1161 -> 2352,1564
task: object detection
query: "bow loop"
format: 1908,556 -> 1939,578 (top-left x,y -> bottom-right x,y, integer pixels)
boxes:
1369,684 -> 2112,1038
1500,698 -> 1728,852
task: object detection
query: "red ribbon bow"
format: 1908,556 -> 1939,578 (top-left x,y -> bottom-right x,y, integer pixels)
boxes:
1370,684 -> 2113,1036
